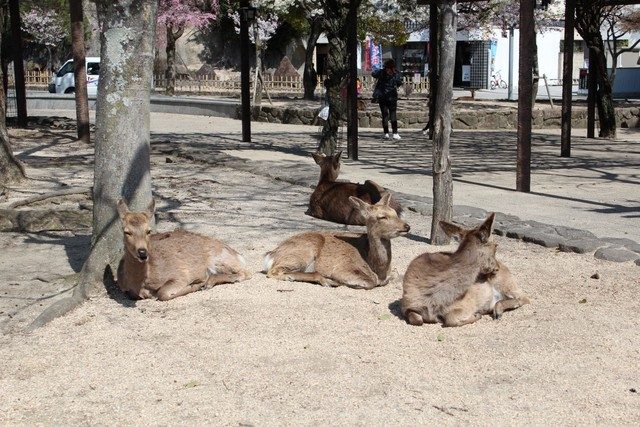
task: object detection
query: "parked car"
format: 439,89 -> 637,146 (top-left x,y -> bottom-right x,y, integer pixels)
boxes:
48,57 -> 101,96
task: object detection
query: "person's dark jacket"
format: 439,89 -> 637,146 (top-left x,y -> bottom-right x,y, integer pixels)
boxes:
372,68 -> 403,102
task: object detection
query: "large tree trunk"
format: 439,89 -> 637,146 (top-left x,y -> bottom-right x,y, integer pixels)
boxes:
317,0 -> 349,155
0,4 -> 25,185
575,0 -> 617,139
592,39 -> 616,139
165,25 -> 183,96
430,1 -> 456,245
69,0 -> 90,143
302,17 -> 322,100
517,0 -> 535,192
8,0 -> 27,126
30,0 -> 157,329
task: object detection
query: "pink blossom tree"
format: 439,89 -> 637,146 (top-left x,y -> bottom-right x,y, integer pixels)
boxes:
157,0 -> 218,95
21,6 -> 66,70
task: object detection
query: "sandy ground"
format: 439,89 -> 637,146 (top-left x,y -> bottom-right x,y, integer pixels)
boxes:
0,122 -> 639,424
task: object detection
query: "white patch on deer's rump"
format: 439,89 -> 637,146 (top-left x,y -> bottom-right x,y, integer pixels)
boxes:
304,261 -> 316,273
491,288 -> 504,307
263,253 -> 274,272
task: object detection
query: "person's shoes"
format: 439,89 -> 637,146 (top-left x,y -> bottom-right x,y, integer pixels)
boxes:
383,133 -> 390,139
392,133 -> 401,140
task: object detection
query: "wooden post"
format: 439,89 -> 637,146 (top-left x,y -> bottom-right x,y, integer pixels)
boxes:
240,0 -> 251,142
346,0 -> 358,160
560,0 -> 574,157
9,0 -> 27,126
516,0 -> 534,193
428,2 -> 438,140
586,47 -> 596,139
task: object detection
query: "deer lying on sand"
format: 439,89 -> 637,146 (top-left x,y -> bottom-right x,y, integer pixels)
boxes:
448,260 -> 530,326
117,199 -> 251,301
265,193 -> 410,289
308,151 -> 403,226
402,213 -> 514,327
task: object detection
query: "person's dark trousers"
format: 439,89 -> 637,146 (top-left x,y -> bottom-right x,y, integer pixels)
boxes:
379,98 -> 398,134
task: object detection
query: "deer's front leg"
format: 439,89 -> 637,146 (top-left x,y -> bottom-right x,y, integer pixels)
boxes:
156,279 -> 202,301
493,296 -> 530,319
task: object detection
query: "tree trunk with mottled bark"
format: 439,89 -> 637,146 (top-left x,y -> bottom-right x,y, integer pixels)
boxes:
30,0 -> 157,329
575,0 -> 617,139
430,1 -> 456,245
0,5 -> 25,185
317,0 -> 349,155
69,0 -> 90,143
165,25 -> 184,96
303,17 -> 322,100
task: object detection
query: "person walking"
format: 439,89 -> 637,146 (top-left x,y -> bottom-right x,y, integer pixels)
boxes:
372,59 -> 404,140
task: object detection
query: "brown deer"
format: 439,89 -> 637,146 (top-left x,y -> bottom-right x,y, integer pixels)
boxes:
116,199 -> 251,301
401,213 -> 500,327
443,261 -> 530,327
265,193 -> 410,289
308,151 -> 403,226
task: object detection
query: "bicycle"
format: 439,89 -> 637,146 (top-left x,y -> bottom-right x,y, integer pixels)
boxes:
490,70 -> 508,90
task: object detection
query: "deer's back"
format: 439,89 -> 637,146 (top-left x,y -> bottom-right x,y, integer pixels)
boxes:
147,230 -> 217,288
309,180 -> 401,225
268,231 -> 373,277
402,251 -> 480,318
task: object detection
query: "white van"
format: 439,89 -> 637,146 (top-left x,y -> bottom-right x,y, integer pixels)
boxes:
48,57 -> 100,96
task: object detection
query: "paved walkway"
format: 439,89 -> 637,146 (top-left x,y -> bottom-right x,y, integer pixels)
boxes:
32,108 -> 640,263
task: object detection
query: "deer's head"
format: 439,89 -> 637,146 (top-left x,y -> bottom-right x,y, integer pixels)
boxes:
117,199 -> 155,263
349,193 -> 410,239
312,151 -> 342,182
440,213 -> 498,273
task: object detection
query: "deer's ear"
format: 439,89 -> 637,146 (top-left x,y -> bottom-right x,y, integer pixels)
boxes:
145,199 -> 156,219
377,192 -> 392,207
312,152 -> 324,165
332,151 -> 342,166
476,212 -> 495,243
348,196 -> 372,217
439,220 -> 465,237
117,199 -> 129,220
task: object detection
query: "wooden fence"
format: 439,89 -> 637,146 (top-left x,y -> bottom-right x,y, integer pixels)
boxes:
12,70 -> 431,97
7,71 -> 52,90
154,73 -> 430,97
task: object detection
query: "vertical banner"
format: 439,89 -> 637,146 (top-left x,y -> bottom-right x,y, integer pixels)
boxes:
365,38 -> 371,71
370,40 -> 382,71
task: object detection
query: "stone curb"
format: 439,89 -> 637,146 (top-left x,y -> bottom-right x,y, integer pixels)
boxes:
168,143 -> 640,266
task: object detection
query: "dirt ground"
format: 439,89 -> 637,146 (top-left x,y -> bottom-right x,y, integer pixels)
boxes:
0,124 -> 639,425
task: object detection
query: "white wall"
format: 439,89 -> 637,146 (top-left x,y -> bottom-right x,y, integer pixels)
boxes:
492,27 -> 565,89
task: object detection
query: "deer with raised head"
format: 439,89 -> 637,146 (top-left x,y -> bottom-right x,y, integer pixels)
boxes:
308,151 -> 403,226
402,213 -> 501,327
265,193 -> 410,289
117,199 -> 251,301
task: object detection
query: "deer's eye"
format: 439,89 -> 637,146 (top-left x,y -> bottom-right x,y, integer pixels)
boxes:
376,215 -> 387,220
124,231 -> 132,236
146,230 -> 151,235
